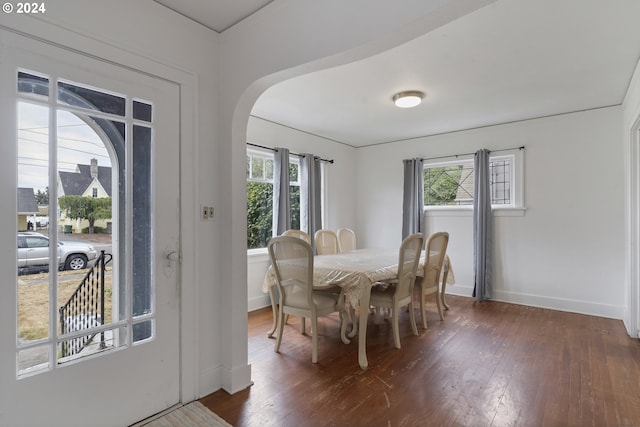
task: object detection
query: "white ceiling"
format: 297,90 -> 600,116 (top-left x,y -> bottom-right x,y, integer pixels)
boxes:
156,0 -> 640,147
152,0 -> 273,33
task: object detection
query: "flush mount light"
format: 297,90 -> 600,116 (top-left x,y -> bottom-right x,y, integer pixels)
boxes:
393,91 -> 425,108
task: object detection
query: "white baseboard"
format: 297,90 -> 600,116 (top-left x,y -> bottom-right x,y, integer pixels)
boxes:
221,363 -> 253,395
199,363 -> 253,398
248,294 -> 271,312
198,366 -> 222,398
446,285 -> 626,320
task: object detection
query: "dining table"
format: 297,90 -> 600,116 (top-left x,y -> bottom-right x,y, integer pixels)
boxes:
262,247 -> 455,369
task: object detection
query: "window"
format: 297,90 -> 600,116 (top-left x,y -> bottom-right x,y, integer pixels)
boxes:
423,149 -> 524,214
247,149 -> 301,249
16,68 -> 155,376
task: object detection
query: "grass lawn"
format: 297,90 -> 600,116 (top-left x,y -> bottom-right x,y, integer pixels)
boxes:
18,268 -> 113,341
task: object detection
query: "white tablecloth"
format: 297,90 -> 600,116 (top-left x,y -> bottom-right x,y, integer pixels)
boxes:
263,248 -> 454,304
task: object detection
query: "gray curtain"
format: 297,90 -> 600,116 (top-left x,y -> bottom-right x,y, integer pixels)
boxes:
402,158 -> 424,239
273,147 -> 290,236
300,154 -> 322,247
473,148 -> 492,301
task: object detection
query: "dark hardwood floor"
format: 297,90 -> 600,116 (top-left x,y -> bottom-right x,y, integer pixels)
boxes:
201,295 -> 640,427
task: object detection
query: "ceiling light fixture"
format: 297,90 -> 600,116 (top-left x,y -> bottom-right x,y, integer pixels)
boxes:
393,91 -> 425,108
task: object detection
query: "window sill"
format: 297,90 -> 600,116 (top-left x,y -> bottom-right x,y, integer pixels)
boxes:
248,248 -> 269,263
425,206 -> 527,217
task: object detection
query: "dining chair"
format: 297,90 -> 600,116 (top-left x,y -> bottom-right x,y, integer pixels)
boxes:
268,235 -> 347,363
415,231 -> 449,329
280,230 -> 313,331
337,227 -> 357,252
369,232 -> 424,349
314,229 -> 339,255
282,229 -> 311,244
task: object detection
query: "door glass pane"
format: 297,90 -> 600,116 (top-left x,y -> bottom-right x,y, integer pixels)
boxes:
56,109 -> 116,362
132,320 -> 153,344
18,71 -> 48,98
17,101 -> 50,359
18,345 -> 50,375
133,100 -> 152,122
57,80 -> 126,117
132,125 -> 152,343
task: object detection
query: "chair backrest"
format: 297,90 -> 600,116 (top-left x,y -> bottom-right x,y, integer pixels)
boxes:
314,229 -> 339,255
282,229 -> 311,245
337,228 -> 357,252
423,232 -> 449,287
268,236 -> 314,308
395,233 -> 425,298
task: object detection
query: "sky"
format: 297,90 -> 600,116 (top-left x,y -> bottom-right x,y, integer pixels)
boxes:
18,101 -> 112,192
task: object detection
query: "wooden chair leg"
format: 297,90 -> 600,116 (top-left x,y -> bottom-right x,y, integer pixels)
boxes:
392,307 -> 401,349
441,270 -> 450,310
311,316 -> 318,363
274,308 -> 285,353
340,308 -> 350,344
408,303 -> 418,336
420,290 -> 428,330
347,305 -> 358,338
435,289 -> 445,320
267,287 -> 278,338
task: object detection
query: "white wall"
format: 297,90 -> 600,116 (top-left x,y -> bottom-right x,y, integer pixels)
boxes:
246,117 -> 358,310
357,106 -> 626,318
622,59 -> 640,337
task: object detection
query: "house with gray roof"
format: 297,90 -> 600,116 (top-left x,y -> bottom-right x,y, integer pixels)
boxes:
17,187 -> 38,231
57,158 -> 112,233
58,158 -> 112,198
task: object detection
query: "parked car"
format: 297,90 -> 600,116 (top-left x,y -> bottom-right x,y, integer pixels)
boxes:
17,232 -> 97,274
27,216 -> 49,228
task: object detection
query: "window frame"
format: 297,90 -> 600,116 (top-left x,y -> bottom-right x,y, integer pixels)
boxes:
246,148 -> 302,252
423,148 -> 525,217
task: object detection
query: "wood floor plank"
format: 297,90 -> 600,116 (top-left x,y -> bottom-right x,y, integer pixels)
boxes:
201,296 -> 640,427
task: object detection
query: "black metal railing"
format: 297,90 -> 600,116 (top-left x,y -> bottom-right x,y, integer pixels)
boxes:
59,250 -> 112,358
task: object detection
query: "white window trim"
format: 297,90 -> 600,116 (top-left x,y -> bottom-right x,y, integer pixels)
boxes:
247,148 -> 301,185
423,148 -> 526,217
248,247 -> 269,258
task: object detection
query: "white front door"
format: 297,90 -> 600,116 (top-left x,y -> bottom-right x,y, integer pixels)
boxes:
0,30 -> 181,426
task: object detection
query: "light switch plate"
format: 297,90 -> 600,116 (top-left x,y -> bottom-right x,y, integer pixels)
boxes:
201,205 -> 215,220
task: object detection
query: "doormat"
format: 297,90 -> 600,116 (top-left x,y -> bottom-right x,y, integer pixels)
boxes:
136,401 -> 232,427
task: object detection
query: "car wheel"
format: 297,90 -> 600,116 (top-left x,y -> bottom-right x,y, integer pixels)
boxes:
65,254 -> 88,270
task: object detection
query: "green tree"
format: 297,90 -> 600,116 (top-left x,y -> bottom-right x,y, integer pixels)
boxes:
35,187 -> 49,205
58,195 -> 112,234
290,185 -> 300,230
247,182 -> 273,249
424,166 -> 463,205
289,161 -> 300,230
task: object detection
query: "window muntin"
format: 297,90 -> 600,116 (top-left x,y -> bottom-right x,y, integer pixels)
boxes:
424,152 -> 521,209
247,150 -> 301,249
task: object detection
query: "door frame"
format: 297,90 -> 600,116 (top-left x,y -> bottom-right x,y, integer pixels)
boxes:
629,115 -> 640,340
0,24 -> 200,403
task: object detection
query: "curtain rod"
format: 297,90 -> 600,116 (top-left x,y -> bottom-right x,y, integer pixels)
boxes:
247,142 -> 334,164
418,145 -> 525,162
